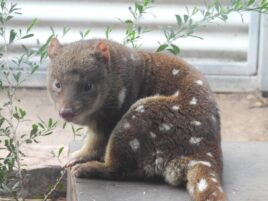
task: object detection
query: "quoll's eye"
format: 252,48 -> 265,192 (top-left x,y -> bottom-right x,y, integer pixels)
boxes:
53,79 -> 61,92
84,83 -> 92,92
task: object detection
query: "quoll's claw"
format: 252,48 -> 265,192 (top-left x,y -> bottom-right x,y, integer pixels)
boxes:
71,164 -> 84,177
65,158 -> 84,168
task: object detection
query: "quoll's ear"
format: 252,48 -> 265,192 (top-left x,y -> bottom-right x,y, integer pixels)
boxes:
48,38 -> 61,59
95,41 -> 110,62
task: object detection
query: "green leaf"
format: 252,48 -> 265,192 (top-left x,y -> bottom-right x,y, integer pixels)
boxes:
62,26 -> 71,37
9,29 -> 16,43
50,26 -> 55,35
79,31 -> 84,38
48,118 -> 53,128
183,14 -> 189,22
25,139 -> 32,144
125,19 -> 133,24
38,122 -> 45,129
6,15 -> 14,22
19,108 -> 26,118
170,44 -> 180,54
105,26 -> 112,39
13,113 -> 19,120
247,0 -> 255,6
215,1 -> 220,12
136,3 -> 143,14
1,1 -> 5,10
58,147 -> 64,157
156,44 -> 168,52
21,34 -> 34,39
62,122 -> 67,129
0,118 -> 4,127
13,72 -> 21,83
30,124 -> 38,136
27,18 -> 38,33
234,0 -> 243,9
220,14 -> 228,21
31,65 -> 39,75
175,15 -> 182,27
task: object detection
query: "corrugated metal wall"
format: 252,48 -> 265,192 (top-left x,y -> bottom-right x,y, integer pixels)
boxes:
2,0 -> 261,91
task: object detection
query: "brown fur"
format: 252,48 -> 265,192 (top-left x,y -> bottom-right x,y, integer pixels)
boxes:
47,38 -> 227,201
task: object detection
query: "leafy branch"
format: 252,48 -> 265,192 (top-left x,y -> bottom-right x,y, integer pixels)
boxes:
122,0 -> 154,48
157,0 -> 268,55
0,0 -> 58,199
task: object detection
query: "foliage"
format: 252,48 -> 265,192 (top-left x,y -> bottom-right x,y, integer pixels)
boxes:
0,0 -> 57,200
122,0 -> 154,48
157,0 -> 268,54
121,0 -> 268,54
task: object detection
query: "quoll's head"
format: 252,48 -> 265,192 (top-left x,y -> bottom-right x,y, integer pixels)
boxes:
47,38 -> 110,125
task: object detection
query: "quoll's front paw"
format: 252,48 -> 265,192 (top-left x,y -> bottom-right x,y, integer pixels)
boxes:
71,163 -> 97,178
71,164 -> 86,177
65,158 -> 84,168
65,150 -> 90,168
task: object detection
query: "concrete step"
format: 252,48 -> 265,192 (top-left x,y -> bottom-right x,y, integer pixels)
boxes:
67,141 -> 268,201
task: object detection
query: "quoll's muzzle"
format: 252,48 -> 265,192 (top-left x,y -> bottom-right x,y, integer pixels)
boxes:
59,107 -> 75,119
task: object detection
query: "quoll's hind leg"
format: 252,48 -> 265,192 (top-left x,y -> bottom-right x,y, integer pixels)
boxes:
71,122 -> 139,179
71,95 -> 177,179
186,157 -> 228,201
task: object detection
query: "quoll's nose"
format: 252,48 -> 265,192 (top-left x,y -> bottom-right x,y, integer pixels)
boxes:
59,107 -> 74,119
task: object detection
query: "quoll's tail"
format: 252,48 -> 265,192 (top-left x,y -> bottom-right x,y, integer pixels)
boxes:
186,161 -> 227,201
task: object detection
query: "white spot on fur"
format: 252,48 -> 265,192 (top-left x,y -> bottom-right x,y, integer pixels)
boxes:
131,115 -> 136,119
159,123 -> 172,131
164,166 -> 182,186
189,137 -> 203,145
218,186 -> 224,192
155,157 -> 164,174
210,172 -> 216,177
195,80 -> 203,85
135,105 -> 145,113
191,120 -> 202,126
118,87 -> 127,108
129,138 -> 140,151
211,115 -> 217,122
188,160 -> 211,168
206,152 -> 213,158
149,131 -> 157,138
190,97 -> 197,105
197,178 -> 208,192
123,122 -> 131,129
172,90 -> 179,96
172,68 -> 180,75
171,105 -> 180,111
156,150 -> 163,155
211,177 -> 217,183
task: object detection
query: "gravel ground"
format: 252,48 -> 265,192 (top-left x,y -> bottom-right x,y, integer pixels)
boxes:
0,89 -> 268,169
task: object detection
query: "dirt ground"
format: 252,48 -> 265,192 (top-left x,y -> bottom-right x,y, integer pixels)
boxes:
0,89 -> 268,168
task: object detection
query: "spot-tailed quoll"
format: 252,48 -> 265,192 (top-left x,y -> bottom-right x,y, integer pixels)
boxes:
47,38 -> 227,201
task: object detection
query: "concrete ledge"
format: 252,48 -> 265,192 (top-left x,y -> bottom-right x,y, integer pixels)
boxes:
67,142 -> 268,201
